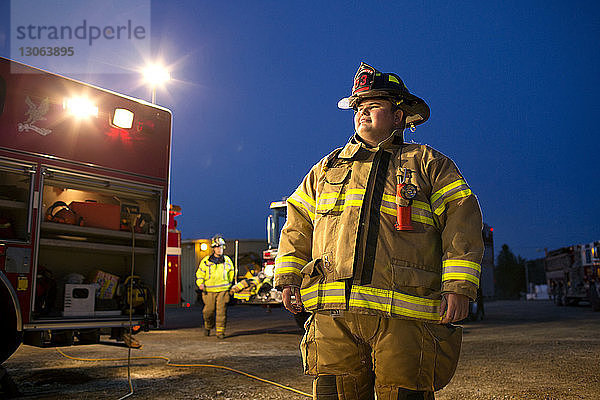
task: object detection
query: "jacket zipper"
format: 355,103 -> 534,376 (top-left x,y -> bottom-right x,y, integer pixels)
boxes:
360,150 -> 391,284
352,149 -> 392,286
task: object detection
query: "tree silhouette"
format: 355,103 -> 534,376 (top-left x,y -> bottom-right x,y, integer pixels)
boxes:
495,244 -> 526,299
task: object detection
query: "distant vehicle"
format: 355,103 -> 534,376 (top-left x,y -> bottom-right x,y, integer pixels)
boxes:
231,201 -> 286,306
0,57 -> 172,364
231,200 -> 310,328
545,241 -> 600,311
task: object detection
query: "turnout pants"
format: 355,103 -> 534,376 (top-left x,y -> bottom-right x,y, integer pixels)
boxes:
202,291 -> 230,335
301,312 -> 462,400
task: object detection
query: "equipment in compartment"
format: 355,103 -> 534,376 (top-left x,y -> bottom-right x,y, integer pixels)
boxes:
120,203 -> 155,234
121,275 -> 154,316
45,201 -> 83,226
69,201 -> 120,230
34,265 -> 57,316
91,269 -> 119,299
63,284 -> 96,317
0,215 -> 15,238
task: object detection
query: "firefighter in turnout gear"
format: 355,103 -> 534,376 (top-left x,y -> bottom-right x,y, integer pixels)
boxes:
274,62 -> 484,400
196,235 -> 235,339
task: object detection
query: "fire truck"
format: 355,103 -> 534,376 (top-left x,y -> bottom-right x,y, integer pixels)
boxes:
0,57 -> 172,364
231,200 -> 287,306
545,241 -> 600,311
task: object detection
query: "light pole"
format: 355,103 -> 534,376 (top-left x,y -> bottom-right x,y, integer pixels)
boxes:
143,64 -> 171,104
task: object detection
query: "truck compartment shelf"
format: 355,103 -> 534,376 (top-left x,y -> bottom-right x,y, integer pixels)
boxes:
39,238 -> 155,254
0,199 -> 27,209
41,221 -> 156,241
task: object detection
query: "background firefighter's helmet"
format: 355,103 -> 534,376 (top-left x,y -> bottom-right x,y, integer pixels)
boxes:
211,234 -> 226,248
338,62 -> 430,127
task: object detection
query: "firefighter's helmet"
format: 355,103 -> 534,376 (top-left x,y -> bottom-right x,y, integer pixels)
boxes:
211,234 -> 226,248
338,62 -> 430,127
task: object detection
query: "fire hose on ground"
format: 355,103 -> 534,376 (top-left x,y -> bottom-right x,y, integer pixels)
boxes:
55,348 -> 312,398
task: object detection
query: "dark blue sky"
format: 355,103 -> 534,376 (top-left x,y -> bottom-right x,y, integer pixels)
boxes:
1,1 -> 599,260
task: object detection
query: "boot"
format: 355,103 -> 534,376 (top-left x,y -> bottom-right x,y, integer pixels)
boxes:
122,333 -> 142,349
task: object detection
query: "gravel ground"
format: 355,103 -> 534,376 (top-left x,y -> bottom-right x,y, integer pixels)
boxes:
2,300 -> 599,399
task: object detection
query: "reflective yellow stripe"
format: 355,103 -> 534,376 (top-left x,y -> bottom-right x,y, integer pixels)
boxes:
300,282 -> 345,295
276,255 -> 308,266
380,195 -> 436,226
347,188 -> 366,195
390,305 -> 441,321
433,189 -> 472,215
441,189 -> 472,205
412,200 -> 431,212
349,298 -> 389,312
302,296 -> 318,308
319,192 -> 341,199
349,285 -> 441,322
443,259 -> 481,271
288,196 -> 315,221
319,200 -> 364,213
316,189 -> 365,213
382,193 -> 396,203
234,293 -> 251,300
300,281 -> 346,308
296,190 -> 315,206
442,259 -> 481,285
274,267 -> 301,277
412,214 -> 434,226
275,255 -> 307,278
380,204 -> 396,216
431,180 -> 466,204
301,282 -> 444,322
442,272 -> 480,285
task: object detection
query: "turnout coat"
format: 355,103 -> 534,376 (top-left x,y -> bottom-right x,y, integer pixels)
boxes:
274,130 -> 484,323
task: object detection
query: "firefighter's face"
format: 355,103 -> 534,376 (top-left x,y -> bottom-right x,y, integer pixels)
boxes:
354,99 -> 403,138
213,245 -> 224,256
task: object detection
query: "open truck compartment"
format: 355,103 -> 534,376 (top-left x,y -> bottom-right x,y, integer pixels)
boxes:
0,56 -> 172,361
0,157 -> 164,328
0,159 -> 33,243
35,168 -> 162,322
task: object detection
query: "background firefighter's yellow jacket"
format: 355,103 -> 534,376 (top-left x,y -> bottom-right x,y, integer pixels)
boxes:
273,131 -> 484,323
196,255 -> 234,292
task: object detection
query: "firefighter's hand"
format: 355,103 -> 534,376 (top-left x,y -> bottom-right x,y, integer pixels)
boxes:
282,286 -> 303,314
197,284 -> 205,292
439,293 -> 469,323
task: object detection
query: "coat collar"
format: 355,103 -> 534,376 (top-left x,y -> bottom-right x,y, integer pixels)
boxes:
339,129 -> 404,159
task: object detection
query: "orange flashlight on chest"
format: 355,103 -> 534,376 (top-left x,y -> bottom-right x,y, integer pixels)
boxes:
395,168 -> 417,231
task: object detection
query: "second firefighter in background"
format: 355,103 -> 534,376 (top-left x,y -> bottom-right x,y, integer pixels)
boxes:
196,235 -> 234,339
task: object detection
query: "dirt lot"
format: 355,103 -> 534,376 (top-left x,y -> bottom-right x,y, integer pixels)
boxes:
2,300 -> 600,399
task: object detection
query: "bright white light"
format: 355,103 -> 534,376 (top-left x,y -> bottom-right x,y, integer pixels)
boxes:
200,243 -> 208,251
64,97 -> 98,118
264,265 -> 275,277
143,64 -> 171,86
113,108 -> 134,129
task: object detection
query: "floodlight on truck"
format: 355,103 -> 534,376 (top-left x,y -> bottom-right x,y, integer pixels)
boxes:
63,97 -> 98,118
112,108 -> 134,129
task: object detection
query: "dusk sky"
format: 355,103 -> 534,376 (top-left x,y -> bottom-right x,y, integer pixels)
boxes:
1,1 -> 599,261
